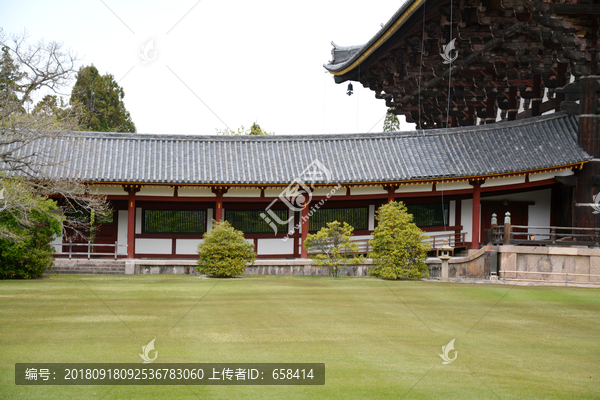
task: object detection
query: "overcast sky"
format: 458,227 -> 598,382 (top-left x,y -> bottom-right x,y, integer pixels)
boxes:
2,0 -> 414,135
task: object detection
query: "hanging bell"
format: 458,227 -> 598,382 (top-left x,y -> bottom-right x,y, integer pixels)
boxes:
346,83 -> 353,96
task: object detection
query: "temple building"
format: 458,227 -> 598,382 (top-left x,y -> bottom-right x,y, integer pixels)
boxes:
45,0 -> 599,259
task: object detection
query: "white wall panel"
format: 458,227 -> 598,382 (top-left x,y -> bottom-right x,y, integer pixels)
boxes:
176,239 -> 204,255
257,238 -> 294,255
135,239 -> 171,254
117,210 -> 128,255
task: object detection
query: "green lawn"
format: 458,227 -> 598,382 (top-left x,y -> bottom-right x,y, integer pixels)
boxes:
0,275 -> 599,399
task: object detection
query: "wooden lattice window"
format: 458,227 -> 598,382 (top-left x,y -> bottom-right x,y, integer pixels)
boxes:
309,207 -> 368,232
143,210 -> 207,234
225,209 -> 289,234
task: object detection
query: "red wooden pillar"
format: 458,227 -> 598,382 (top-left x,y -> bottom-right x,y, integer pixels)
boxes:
384,185 -> 398,203
470,180 -> 483,249
301,202 -> 309,258
212,188 -> 227,222
124,185 -> 140,259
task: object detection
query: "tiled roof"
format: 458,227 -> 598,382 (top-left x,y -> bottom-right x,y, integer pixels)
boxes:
25,112 -> 589,186
324,0 -> 422,76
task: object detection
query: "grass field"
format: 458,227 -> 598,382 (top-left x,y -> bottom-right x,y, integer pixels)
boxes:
1,274 -> 599,399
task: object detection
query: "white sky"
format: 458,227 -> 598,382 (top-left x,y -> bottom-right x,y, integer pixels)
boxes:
2,0 -> 414,135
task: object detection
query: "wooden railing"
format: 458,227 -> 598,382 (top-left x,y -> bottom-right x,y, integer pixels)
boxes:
55,241 -> 125,260
350,232 -> 467,254
428,232 -> 466,250
492,225 -> 600,247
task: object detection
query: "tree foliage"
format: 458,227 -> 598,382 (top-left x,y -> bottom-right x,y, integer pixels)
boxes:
196,220 -> 256,277
383,108 -> 400,132
369,202 -> 430,280
0,30 -> 109,244
0,179 -> 62,279
70,65 -> 136,132
216,122 -> 272,135
304,221 -> 363,278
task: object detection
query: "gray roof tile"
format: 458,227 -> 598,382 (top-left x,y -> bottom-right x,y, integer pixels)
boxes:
15,112 -> 590,186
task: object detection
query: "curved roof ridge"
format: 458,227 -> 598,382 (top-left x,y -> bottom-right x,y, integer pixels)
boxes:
63,112 -> 573,142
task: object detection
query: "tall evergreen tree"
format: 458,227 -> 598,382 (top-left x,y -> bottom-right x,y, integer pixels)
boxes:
70,65 -> 136,132
0,45 -> 27,115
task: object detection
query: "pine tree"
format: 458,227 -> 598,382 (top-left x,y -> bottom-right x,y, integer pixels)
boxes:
70,65 -> 136,132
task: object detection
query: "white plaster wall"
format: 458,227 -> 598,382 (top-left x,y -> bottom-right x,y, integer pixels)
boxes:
483,189 -> 551,236
207,209 -> 213,232
257,238 -> 294,255
117,210 -> 128,255
178,187 -> 215,197
135,207 -> 142,234
312,187 -> 345,196
481,175 -> 526,187
264,188 -> 284,197
449,200 -> 456,226
368,205 -> 375,231
461,199 -> 473,242
351,187 -> 387,195
529,169 -> 574,182
224,188 -> 261,197
352,234 -> 373,240
396,184 -> 433,193
438,181 -> 471,191
50,223 -> 63,252
176,239 -> 204,255
138,187 -> 174,196
135,238 -> 172,254
89,185 -> 126,195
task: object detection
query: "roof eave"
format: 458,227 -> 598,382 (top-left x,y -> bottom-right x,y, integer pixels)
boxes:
325,0 -> 426,80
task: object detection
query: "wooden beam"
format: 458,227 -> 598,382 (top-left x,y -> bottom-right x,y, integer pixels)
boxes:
532,2 -> 600,14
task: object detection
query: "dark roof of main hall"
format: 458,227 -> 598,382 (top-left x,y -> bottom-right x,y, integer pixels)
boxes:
34,112 -> 589,186
324,0 -> 424,78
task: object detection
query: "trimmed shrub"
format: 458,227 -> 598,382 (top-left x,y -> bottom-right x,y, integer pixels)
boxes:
304,221 -> 363,277
196,220 -> 256,277
368,201 -> 430,280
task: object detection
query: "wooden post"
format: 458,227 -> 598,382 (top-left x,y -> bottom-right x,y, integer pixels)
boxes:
491,213 -> 497,244
471,180 -> 483,249
504,212 -> 512,245
384,185 -> 398,203
125,186 -> 139,259
212,188 -> 228,222
301,202 -> 309,258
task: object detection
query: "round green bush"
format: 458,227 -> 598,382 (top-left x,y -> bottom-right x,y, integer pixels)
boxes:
196,221 -> 256,278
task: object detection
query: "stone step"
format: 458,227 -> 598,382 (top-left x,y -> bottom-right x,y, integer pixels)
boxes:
47,262 -> 126,275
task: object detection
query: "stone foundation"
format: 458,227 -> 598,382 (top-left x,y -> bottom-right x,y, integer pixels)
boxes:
498,246 -> 600,283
